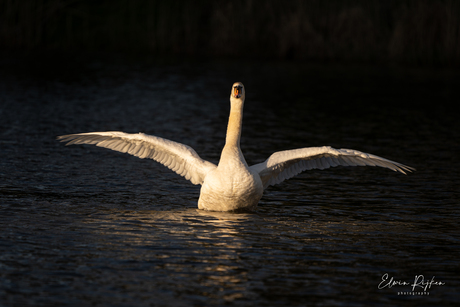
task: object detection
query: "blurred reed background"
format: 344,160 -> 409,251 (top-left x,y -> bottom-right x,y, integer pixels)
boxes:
1,0 -> 459,66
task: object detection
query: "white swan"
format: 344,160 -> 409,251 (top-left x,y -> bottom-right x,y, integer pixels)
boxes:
58,82 -> 414,211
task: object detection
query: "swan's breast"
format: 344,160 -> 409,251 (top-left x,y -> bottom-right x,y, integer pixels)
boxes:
198,167 -> 263,211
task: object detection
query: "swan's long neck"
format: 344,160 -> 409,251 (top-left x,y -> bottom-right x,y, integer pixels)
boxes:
219,97 -> 247,168
224,103 -> 244,148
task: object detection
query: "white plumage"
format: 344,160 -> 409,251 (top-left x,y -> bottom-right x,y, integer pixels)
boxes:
251,146 -> 413,189
58,82 -> 414,211
58,131 -> 215,185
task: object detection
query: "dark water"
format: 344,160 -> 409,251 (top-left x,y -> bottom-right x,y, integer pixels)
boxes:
1,57 -> 459,306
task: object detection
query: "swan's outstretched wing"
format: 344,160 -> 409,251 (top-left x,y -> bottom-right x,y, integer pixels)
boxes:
57,132 -> 217,185
249,146 -> 415,189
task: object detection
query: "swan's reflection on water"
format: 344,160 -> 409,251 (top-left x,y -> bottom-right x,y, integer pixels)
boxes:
80,208 -> 263,302
2,199 -> 457,306
77,204 -> 458,305
86,207 -> 258,258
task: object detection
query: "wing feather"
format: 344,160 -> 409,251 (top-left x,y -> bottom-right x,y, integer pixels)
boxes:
337,156 -> 349,166
319,157 -> 329,169
250,146 -> 415,189
57,131 -> 216,185
306,160 -> 314,170
342,156 -> 357,166
332,157 -> 341,167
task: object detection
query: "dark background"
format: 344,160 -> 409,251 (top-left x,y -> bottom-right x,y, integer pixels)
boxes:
1,0 -> 459,66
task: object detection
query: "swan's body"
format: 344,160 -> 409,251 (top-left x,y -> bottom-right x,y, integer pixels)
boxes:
58,82 -> 414,211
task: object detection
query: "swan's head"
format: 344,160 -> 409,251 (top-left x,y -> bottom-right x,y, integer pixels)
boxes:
230,82 -> 245,101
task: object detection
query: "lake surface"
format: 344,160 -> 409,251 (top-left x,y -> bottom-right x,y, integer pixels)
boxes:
1,56 -> 459,306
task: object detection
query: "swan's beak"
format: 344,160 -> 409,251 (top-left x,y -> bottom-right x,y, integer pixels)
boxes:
233,86 -> 243,98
